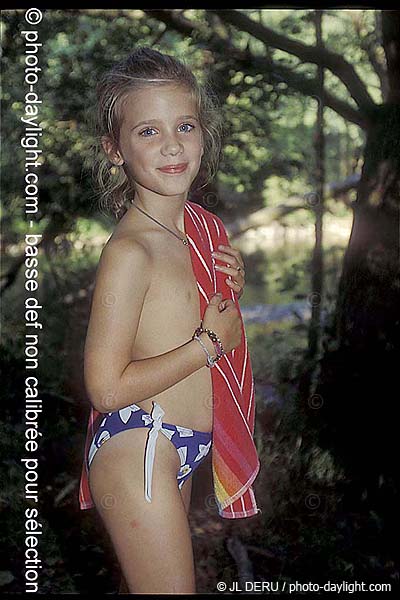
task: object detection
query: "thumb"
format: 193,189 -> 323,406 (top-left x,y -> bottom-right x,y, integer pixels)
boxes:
209,292 -> 223,305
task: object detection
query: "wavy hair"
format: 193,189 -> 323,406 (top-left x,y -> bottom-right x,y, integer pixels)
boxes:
86,47 -> 224,221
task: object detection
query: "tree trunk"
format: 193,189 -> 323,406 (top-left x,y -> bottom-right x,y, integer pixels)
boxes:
308,103 -> 400,507
334,104 -> 400,350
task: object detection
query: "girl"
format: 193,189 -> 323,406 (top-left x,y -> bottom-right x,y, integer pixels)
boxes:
78,47 -> 260,594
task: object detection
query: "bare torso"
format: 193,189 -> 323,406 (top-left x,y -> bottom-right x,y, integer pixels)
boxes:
107,204 -> 213,433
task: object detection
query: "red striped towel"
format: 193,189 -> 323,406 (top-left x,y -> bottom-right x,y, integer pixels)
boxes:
78,200 -> 260,518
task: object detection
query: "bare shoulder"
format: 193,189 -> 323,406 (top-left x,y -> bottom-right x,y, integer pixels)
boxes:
91,232 -> 153,307
94,232 -> 153,296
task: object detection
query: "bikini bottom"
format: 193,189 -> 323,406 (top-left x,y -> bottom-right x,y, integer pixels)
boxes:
87,400 -> 213,502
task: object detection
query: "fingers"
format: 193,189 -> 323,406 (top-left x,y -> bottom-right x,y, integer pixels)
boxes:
209,294 -> 236,311
212,246 -> 245,297
216,298 -> 235,312
212,245 -> 245,270
222,298 -> 235,310
211,295 -> 221,303
216,270 -> 244,297
214,244 -> 241,261
209,292 -> 223,305
226,277 -> 243,294
215,263 -> 245,280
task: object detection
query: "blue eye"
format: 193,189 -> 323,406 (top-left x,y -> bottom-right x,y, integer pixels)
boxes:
139,123 -> 195,137
181,123 -> 195,131
139,127 -> 157,137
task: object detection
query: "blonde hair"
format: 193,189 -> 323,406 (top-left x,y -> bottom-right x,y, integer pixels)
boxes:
87,47 -> 224,221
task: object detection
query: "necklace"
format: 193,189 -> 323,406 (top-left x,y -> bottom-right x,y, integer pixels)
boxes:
130,201 -> 189,246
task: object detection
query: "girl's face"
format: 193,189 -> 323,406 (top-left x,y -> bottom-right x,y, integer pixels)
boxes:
108,84 -> 204,199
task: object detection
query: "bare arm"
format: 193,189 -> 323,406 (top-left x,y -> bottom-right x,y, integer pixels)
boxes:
84,237 -> 215,413
105,334 -> 214,412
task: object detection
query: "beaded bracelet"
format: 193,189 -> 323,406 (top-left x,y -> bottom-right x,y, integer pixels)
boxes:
192,334 -> 217,368
192,323 -> 225,368
203,327 -> 224,358
199,321 -> 225,359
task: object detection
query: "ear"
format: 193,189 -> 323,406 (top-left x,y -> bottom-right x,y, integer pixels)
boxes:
101,135 -> 124,166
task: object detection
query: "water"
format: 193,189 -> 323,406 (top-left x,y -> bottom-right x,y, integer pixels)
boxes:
235,222 -> 351,317
233,222 -> 351,406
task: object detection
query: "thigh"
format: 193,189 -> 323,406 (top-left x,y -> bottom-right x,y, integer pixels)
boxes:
89,427 -> 195,594
119,467 -> 193,594
180,475 -> 193,515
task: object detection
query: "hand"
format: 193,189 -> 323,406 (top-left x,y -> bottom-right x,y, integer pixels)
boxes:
202,293 -> 242,354
211,244 -> 246,299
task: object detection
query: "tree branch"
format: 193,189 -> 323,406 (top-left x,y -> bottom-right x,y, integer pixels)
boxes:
371,12 -> 389,101
381,10 -> 400,103
219,172 -> 359,237
144,10 -> 366,128
226,203 -> 305,239
350,11 -> 388,102
213,10 -> 376,112
250,54 -> 366,128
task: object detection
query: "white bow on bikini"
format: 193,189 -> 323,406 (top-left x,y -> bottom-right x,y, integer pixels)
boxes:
142,402 -> 175,502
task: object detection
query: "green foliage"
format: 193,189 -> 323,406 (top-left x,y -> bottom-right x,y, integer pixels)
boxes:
1,8 -> 374,228
1,8 -> 395,594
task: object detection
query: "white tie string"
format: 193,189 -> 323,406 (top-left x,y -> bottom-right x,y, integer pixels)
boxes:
143,402 -> 175,502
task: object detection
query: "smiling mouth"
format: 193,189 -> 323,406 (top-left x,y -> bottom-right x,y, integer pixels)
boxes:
158,163 -> 188,174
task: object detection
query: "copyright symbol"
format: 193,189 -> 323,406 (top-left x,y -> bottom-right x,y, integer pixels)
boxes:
304,191 -> 320,207
217,582 -> 226,591
102,292 -> 117,306
203,393 -> 214,410
305,493 -> 321,510
202,192 -> 219,208
102,392 -> 117,410
25,8 -> 43,25
308,292 -> 321,307
204,493 -> 217,511
308,394 -> 323,409
101,493 -> 116,509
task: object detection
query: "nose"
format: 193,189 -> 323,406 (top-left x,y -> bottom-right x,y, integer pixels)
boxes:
161,131 -> 184,156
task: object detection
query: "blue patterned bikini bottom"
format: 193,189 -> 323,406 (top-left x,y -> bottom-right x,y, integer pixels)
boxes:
87,401 -> 212,502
